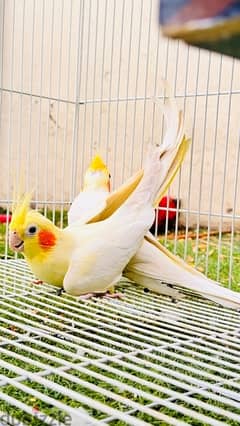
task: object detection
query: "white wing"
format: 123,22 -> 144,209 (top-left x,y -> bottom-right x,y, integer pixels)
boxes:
68,190 -> 109,225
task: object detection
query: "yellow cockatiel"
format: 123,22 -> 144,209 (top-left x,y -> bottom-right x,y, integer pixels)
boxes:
67,98 -> 240,309
68,155 -> 111,225
9,99 -> 189,297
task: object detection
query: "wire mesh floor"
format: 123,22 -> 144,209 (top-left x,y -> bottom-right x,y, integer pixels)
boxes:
0,260 -> 240,426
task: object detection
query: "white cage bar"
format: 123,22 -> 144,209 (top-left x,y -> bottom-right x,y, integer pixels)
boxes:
0,0 -> 240,425
1,261 -> 240,425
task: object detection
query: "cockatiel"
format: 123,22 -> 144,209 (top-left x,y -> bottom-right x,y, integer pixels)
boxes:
9,126 -> 186,297
68,155 -> 111,225
67,99 -> 240,309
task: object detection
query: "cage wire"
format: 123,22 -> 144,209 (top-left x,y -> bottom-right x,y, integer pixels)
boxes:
0,0 -> 240,425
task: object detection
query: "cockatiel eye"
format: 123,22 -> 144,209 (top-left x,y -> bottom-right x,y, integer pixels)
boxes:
26,225 -> 38,236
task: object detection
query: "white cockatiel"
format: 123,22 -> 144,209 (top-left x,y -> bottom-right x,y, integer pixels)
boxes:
68,155 -> 111,225
68,98 -> 240,309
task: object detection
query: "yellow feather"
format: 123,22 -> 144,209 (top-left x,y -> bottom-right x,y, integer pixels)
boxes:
10,193 -> 61,261
153,135 -> 190,207
87,169 -> 143,223
83,154 -> 111,192
10,192 -> 33,231
89,154 -> 108,172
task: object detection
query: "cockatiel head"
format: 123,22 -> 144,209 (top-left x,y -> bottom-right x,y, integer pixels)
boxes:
9,194 -> 59,259
83,154 -> 111,192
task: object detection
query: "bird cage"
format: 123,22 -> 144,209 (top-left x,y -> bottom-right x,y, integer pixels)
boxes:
0,1 -> 240,425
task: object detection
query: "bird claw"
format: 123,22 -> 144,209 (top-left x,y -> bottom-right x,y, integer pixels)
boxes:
78,291 -> 123,301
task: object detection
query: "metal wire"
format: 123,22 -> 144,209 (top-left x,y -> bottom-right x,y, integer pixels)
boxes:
43,0 -> 54,221
112,0 -> 125,188
205,54 -> 223,277
216,60 -> 235,283
1,260 -> 240,426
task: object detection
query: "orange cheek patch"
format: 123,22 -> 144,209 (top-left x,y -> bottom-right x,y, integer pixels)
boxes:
38,230 -> 56,249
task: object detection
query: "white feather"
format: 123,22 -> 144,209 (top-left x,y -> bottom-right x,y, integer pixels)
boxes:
125,234 -> 240,309
68,190 -> 108,225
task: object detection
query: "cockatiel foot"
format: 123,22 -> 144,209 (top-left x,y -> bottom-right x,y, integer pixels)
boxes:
32,279 -> 43,285
78,291 -> 123,301
105,291 -> 123,299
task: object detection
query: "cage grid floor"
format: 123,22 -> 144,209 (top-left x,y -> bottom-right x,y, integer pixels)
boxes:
0,260 -> 240,426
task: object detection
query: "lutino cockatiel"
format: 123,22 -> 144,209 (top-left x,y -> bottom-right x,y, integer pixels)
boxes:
68,155 -> 111,225
9,117 -> 189,297
67,98 -> 240,309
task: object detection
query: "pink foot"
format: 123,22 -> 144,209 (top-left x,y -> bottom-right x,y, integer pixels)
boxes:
78,292 -> 96,300
32,280 -> 43,285
105,292 -> 123,299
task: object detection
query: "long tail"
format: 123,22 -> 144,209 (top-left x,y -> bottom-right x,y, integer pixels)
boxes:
117,98 -> 190,215
152,97 -> 190,207
143,97 -> 190,207
125,233 -> 240,309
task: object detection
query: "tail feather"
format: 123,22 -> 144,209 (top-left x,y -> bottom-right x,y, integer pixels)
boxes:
125,270 -> 184,300
134,96 -> 189,209
153,135 -> 190,208
151,97 -> 189,207
119,97 -> 189,213
125,233 -> 240,309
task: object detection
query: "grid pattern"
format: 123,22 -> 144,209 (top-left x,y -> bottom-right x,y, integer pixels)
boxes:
1,260 -> 240,426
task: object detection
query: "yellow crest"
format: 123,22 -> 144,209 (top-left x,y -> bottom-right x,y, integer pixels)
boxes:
89,154 -> 108,172
10,192 -> 32,230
